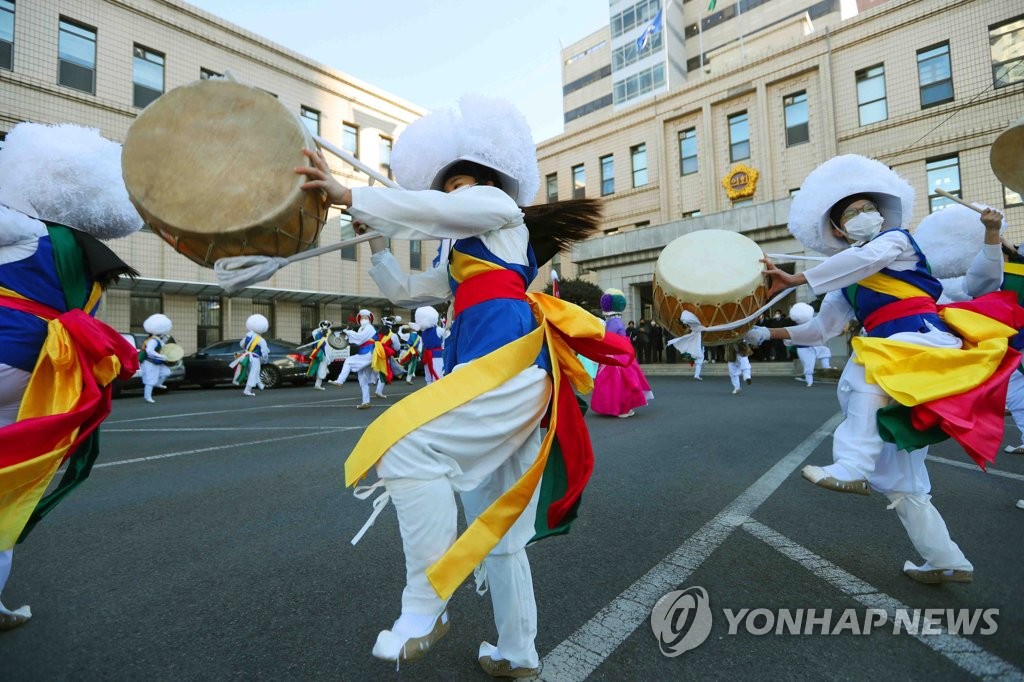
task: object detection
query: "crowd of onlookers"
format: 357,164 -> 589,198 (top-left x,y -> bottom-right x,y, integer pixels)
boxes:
625,311 -> 799,364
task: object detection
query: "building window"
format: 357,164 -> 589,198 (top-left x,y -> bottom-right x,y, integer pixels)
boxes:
783,91 -> 809,146
572,164 -> 586,199
129,294 -> 162,334
856,65 -> 887,126
0,1 -> 14,71
1005,185 -> 1023,208
58,18 -> 96,94
339,214 -> 357,261
300,303 -> 318,341
631,144 -> 648,187
546,173 -> 558,203
728,111 -> 750,162
342,122 -> 359,157
682,210 -> 701,218
917,42 -> 954,108
132,45 -> 164,109
410,240 -> 422,271
679,128 -> 698,176
611,0 -> 662,39
990,16 -> 1024,88
612,62 -> 666,105
600,155 -> 615,196
300,106 -> 320,136
200,67 -> 222,80
196,296 -> 222,349
379,136 -> 393,179
926,155 -> 961,213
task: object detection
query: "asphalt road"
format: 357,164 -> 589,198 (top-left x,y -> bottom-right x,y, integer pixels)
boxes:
3,374 -> 1022,681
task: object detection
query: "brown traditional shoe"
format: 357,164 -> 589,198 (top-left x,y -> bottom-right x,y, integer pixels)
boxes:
479,655 -> 541,679
356,402 -> 371,410
903,561 -> 973,584
801,465 -> 870,496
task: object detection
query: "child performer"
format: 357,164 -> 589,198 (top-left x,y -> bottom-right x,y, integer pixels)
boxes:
589,288 -> 653,418
140,313 -> 173,403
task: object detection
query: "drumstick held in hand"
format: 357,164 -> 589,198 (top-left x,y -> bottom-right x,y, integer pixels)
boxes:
934,187 -> 983,213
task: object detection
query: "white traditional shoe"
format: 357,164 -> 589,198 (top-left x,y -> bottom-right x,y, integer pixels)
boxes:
1016,499 -> 1024,510
356,402 -> 371,410
144,397 -> 156,404
0,605 -> 31,631
902,560 -> 973,584
478,642 -> 541,678
242,391 -> 255,397
616,410 -> 635,418
801,465 -> 869,496
693,376 -> 702,381
314,385 -> 325,391
328,380 -> 344,387
155,384 -> 168,390
732,388 -> 741,395
1003,444 -> 1024,454
372,611 -> 450,663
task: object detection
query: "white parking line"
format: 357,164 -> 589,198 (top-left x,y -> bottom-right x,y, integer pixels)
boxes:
105,397 -> 372,424
538,412 -> 844,682
742,519 -> 1023,680
927,455 -> 1024,483
92,428 -> 358,468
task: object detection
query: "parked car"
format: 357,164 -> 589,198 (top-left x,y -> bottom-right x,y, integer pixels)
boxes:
182,338 -> 318,389
112,332 -> 185,397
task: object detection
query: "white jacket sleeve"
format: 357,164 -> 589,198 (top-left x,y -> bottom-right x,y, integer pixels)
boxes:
802,231 -> 911,295
964,243 -> 1005,298
785,291 -> 856,346
145,338 -> 167,361
368,249 -> 451,308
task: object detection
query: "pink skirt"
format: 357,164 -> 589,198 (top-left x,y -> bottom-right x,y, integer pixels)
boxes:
590,357 -> 653,416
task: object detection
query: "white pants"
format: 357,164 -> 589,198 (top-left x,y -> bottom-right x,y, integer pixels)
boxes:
423,355 -> 444,385
374,366 -> 551,669
245,356 -> 264,392
870,445 -> 972,571
1005,367 -> 1024,444
141,361 -> 171,400
728,356 -> 751,389
0,365 -> 30,605
693,355 -> 703,379
796,347 -> 823,386
828,328 -> 960,482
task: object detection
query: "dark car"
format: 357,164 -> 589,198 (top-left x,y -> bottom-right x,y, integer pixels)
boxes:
112,332 -> 185,398
182,338 -> 315,389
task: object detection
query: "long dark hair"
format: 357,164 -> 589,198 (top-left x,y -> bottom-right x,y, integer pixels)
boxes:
523,198 -> 603,265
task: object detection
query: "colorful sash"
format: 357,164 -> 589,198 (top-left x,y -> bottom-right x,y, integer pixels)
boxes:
231,334 -> 263,385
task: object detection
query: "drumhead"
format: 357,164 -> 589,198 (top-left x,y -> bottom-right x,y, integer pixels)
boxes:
162,343 -> 185,363
122,79 -> 327,266
653,229 -> 768,344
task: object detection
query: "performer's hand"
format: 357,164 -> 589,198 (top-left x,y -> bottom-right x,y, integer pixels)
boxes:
980,207 -> 1004,241
761,256 -> 805,298
743,325 -> 771,347
296,148 -> 352,206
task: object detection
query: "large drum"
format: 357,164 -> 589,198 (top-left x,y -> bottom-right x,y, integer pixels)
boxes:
121,80 -> 328,268
652,229 -> 769,346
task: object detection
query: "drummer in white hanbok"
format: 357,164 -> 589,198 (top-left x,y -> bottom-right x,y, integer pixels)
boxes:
140,313 -> 173,403
332,309 -> 380,409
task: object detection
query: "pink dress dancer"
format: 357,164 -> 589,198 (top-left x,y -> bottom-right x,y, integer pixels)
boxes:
590,288 -> 653,418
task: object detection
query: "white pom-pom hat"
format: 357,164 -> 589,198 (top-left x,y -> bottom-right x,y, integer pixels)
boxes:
415,306 -> 440,329
913,203 -> 1006,279
789,155 -> 914,256
0,123 -> 143,239
392,93 -> 539,206
788,302 -> 815,325
143,313 -> 172,335
246,314 -> 269,334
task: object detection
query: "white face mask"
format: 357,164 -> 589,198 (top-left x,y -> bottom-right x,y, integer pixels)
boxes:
841,211 -> 884,243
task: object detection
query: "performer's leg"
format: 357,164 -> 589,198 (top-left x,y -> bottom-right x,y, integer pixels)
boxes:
314,358 -> 328,389
332,359 -> 353,386
740,356 -> 752,384
356,368 -> 372,406
693,357 -> 703,380
156,365 -> 171,389
728,361 -> 741,392
0,548 -> 30,629
798,347 -> 814,386
872,447 -> 972,579
244,357 -> 261,394
143,382 -> 154,402
1004,369 -> 1024,451
375,374 -> 386,399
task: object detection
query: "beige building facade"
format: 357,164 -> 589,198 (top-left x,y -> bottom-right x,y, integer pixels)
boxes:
541,0 -> 1024,324
0,0 -> 437,353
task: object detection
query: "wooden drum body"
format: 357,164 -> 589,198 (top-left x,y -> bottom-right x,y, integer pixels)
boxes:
122,80 -> 328,268
652,229 -> 768,346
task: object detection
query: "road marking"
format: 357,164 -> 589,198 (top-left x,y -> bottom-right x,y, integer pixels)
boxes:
92,428 -> 358,468
538,412 -> 844,682
743,519 -> 1024,680
927,455 -> 1024,483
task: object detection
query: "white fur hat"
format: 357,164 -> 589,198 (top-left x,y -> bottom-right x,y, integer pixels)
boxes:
789,155 -> 914,256
788,302 -> 815,325
246,314 -> 269,334
391,94 -> 539,206
913,203 -> 1006,279
143,313 -> 172,335
415,306 -> 440,329
0,123 -> 143,239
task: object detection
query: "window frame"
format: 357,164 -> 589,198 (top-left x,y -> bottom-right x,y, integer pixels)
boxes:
728,111 -> 750,162
678,128 -> 698,176
338,214 -> 357,261
631,143 -> 649,188
990,15 -> 1024,89
300,106 -> 321,136
917,42 -> 954,109
783,91 -> 809,147
856,64 -> 888,126
342,122 -> 359,158
379,135 -> 393,180
410,240 -> 422,271
57,17 -> 97,95
925,154 -> 961,213
572,164 -> 586,199
132,44 -> 165,109
0,0 -> 15,72
545,173 -> 558,203
600,154 -> 615,196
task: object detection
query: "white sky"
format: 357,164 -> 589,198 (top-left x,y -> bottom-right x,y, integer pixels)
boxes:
186,0 -> 611,142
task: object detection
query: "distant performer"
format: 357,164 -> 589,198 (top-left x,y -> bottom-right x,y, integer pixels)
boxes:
233,314 -> 270,396
140,313 -> 173,403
